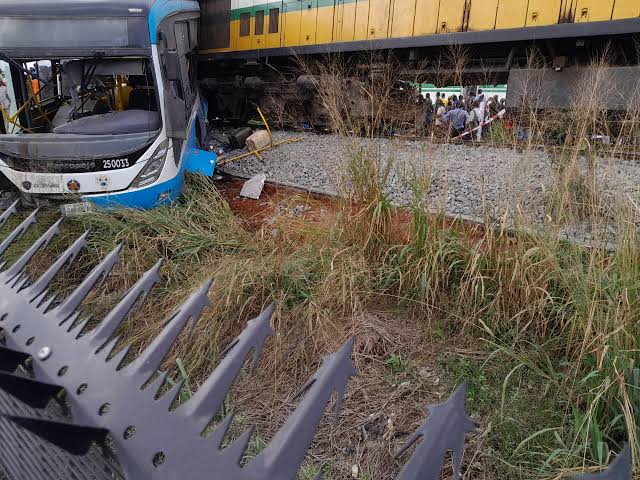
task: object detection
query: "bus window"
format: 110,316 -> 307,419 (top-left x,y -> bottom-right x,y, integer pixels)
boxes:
240,13 -> 251,36
255,10 -> 265,35
269,8 -> 279,33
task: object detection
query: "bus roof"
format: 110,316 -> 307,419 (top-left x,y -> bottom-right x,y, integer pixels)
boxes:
0,0 -> 154,17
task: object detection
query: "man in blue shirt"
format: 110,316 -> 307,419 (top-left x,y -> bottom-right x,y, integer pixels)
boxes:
423,92 -> 434,128
442,107 -> 469,138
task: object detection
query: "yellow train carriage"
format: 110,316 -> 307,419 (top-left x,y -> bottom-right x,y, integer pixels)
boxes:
199,0 -> 640,120
201,0 -> 640,54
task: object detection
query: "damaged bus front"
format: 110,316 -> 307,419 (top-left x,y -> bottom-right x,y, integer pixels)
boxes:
0,0 -> 215,209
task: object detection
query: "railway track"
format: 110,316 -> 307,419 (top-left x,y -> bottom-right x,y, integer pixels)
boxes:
218,128 -> 636,252
391,133 -> 640,163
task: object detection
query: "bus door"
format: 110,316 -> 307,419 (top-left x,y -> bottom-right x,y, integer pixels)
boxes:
159,14 -> 202,145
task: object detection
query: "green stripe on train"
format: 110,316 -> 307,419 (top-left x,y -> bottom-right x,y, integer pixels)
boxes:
230,0 -> 355,20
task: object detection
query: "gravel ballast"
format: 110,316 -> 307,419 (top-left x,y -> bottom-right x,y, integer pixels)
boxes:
219,130 -> 640,245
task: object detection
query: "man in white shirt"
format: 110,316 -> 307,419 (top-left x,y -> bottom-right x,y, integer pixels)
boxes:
475,89 -> 489,141
435,99 -> 446,126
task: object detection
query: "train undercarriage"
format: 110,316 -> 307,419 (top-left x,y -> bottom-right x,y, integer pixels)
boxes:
199,29 -> 640,130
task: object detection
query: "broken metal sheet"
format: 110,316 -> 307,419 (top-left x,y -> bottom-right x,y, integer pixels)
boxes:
240,173 -> 267,200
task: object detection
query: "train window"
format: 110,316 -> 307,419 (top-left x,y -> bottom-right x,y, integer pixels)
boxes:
240,13 -> 251,36
255,10 -> 264,35
268,8 -> 279,34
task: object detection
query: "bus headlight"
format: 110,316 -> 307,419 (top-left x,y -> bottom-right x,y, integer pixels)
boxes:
130,140 -> 169,188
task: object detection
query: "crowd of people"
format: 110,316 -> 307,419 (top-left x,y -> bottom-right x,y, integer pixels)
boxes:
417,89 -> 506,140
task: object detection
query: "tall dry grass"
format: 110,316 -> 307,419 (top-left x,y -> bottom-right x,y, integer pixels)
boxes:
290,48 -> 640,477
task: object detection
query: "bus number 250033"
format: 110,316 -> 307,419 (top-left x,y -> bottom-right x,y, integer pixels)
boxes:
101,158 -> 130,170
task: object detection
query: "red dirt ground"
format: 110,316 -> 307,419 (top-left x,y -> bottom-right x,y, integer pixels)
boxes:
217,178 -> 336,230
218,178 -> 488,244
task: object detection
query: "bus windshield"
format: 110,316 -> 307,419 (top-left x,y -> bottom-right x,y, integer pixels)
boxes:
0,57 -> 160,136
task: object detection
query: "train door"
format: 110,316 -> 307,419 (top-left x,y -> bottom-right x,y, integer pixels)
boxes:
413,0 -> 439,35
283,0 -> 302,46
265,1 -> 283,47
333,0 -> 356,41
300,0 -> 318,44
252,7 -> 267,48
437,0 -> 466,32
354,0 -> 370,40
367,0 -> 392,38
334,0 -> 344,40
236,7 -> 253,50
526,0 -> 562,26
315,0 -> 335,43
390,0 -> 416,37
573,0 -> 614,22
468,0 -> 498,31
495,0 -> 527,28
612,1 -> 640,19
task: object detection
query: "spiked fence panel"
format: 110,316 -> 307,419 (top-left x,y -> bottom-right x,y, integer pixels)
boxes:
0,206 -> 632,480
574,445 -> 632,479
393,385 -> 632,480
394,382 -> 476,480
0,206 -> 357,480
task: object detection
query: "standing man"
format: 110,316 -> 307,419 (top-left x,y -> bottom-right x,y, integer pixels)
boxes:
467,101 -> 483,137
434,97 -> 446,127
475,88 -> 488,141
488,95 -> 500,117
442,105 -> 469,138
423,92 -> 434,128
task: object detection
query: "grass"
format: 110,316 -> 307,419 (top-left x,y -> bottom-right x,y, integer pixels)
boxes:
5,168 -> 636,478
296,48 -> 639,478
3,52 -> 640,478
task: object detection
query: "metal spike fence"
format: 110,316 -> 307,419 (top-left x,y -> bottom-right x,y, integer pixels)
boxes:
0,205 -> 631,479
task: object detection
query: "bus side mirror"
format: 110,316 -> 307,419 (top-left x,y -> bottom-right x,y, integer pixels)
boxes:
164,51 -> 181,81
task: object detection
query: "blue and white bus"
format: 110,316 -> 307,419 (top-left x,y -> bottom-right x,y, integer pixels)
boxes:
0,0 -> 215,209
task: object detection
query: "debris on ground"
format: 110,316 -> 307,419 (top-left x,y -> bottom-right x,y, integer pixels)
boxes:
230,126 -> 252,149
240,173 -> 267,199
206,131 -> 231,152
246,129 -> 271,151
60,201 -> 97,217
